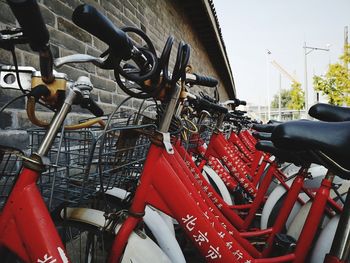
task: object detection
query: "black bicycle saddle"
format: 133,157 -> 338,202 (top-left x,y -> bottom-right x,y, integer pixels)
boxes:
272,120 -> 350,178
309,103 -> 350,122
256,140 -> 312,166
253,122 -> 280,133
252,132 -> 272,141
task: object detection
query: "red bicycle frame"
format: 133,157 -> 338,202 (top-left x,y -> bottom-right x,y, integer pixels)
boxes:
111,138 -> 339,262
0,167 -> 68,262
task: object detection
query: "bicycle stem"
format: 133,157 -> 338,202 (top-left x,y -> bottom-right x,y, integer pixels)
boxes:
215,113 -> 225,132
158,83 -> 181,133
36,89 -> 76,156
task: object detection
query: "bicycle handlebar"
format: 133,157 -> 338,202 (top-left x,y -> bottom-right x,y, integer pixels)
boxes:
189,96 -> 228,114
81,97 -> 104,117
186,73 -> 218,87
222,98 -> 247,107
7,0 -> 49,52
7,0 -> 54,83
72,4 -> 133,60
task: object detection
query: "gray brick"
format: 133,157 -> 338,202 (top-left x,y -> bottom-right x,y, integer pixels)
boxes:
71,104 -> 93,115
96,67 -> 111,79
86,47 -> 100,57
121,11 -> 138,27
39,4 -> 56,27
0,111 -> 12,129
99,102 -> 119,115
50,44 -> 60,59
44,0 -> 73,20
62,0 -> 82,10
16,110 -> 54,129
106,12 -> 123,29
0,48 -> 14,65
0,129 -> 29,150
90,88 -> 99,101
0,1 -> 16,25
112,94 -> 132,108
21,51 -> 40,70
92,37 -> 108,52
101,0 -> 120,17
81,0 -> 103,11
90,75 -> 117,93
48,26 -> 85,54
0,88 -> 26,109
59,64 -> 88,81
99,90 -> 113,104
123,0 -> 136,16
121,14 -> 138,27
57,17 -> 92,44
136,11 -> 147,28
16,44 -> 33,54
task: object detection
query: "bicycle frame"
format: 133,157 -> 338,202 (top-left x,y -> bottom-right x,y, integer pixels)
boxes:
0,87 -> 79,262
0,167 -> 68,262
201,129 -> 342,220
108,142 -> 301,262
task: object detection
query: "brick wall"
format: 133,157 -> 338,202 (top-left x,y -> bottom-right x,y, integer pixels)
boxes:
0,0 -> 230,149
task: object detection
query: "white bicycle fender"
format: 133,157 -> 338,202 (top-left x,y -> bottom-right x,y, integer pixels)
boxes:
202,165 -> 233,205
287,180 -> 349,239
261,182 -> 301,229
310,215 -> 339,263
261,165 -> 331,230
105,188 -> 185,263
61,207 -> 172,263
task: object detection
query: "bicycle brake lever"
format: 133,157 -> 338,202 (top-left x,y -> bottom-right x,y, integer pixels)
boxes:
54,54 -> 106,68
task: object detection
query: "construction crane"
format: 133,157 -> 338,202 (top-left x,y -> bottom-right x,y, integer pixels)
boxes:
268,53 -> 301,120
270,60 -> 300,84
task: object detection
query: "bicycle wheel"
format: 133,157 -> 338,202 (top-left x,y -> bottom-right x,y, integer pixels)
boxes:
55,220 -> 113,263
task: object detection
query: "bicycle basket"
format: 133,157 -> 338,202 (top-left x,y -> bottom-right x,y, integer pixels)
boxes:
29,128 -> 101,210
96,124 -> 153,193
186,118 -> 214,150
0,146 -> 23,210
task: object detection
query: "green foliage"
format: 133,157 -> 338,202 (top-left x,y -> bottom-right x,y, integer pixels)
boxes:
271,89 -> 291,108
313,44 -> 350,105
287,81 -> 304,110
271,81 -> 304,110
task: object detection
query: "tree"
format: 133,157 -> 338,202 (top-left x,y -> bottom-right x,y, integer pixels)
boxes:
271,89 -> 291,108
313,44 -> 350,105
287,81 -> 304,110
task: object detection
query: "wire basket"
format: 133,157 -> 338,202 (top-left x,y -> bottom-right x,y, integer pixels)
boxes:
97,124 -> 153,193
185,118 -> 215,150
29,121 -> 154,210
0,146 -> 23,210
29,128 -> 101,210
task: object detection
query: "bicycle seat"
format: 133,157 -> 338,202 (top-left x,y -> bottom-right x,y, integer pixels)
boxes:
256,140 -> 312,166
272,120 -> 350,179
252,122 -> 280,133
252,132 -> 272,141
309,103 -> 350,122
267,119 -> 282,124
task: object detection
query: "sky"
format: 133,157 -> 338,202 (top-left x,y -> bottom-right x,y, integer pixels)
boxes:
213,0 -> 350,106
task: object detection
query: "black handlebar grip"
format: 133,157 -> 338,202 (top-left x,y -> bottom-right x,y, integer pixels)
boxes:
193,73 -> 218,87
239,100 -> 247,106
81,97 -> 104,117
72,4 -> 133,60
7,0 -> 49,51
195,97 -> 228,114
